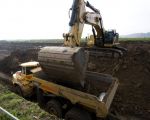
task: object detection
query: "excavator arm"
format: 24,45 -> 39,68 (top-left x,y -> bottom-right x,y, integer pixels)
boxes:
63,0 -> 117,47
63,0 -> 86,47
63,0 -> 126,57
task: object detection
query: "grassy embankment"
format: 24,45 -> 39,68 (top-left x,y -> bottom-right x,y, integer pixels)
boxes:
0,82 -> 57,120
119,37 -> 150,41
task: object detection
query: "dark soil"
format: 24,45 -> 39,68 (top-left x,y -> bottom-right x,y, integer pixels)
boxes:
88,41 -> 150,119
114,42 -> 150,119
0,48 -> 38,74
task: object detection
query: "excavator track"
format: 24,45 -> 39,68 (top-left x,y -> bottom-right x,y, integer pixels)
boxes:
113,46 -> 128,56
85,47 -> 127,76
85,47 -> 127,58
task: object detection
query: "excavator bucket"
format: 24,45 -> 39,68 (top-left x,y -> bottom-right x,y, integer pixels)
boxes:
38,46 -> 89,88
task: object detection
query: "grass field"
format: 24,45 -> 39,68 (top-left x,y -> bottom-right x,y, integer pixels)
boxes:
1,37 -> 150,44
119,37 -> 150,41
0,82 -> 57,120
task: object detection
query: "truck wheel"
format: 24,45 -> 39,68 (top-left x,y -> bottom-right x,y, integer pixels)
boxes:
65,107 -> 92,120
46,99 -> 62,118
15,85 -> 24,97
36,87 -> 46,107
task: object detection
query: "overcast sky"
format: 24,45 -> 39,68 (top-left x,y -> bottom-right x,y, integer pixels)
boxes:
0,0 -> 149,40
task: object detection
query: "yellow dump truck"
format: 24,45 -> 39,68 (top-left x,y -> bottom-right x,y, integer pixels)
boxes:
12,61 -> 119,120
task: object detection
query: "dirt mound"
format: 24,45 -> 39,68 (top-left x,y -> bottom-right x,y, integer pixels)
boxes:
88,41 -> 150,119
0,49 -> 38,74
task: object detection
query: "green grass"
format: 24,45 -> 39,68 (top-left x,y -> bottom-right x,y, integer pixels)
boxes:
0,83 -> 58,120
119,37 -> 150,41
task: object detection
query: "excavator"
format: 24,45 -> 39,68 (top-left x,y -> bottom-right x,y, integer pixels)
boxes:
38,0 -> 126,88
63,0 -> 126,58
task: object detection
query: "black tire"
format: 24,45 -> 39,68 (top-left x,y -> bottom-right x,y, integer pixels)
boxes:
36,87 -> 46,107
106,112 -> 120,120
46,99 -> 62,118
65,107 -> 92,120
15,85 -> 24,97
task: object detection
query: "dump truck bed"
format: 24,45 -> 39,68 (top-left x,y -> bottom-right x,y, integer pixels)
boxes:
32,71 -> 118,118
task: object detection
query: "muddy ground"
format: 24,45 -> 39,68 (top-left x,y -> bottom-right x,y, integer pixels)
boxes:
88,41 -> 150,119
0,41 -> 149,120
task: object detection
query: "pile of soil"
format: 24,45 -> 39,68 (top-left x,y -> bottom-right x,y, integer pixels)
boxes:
88,41 -> 150,119
0,49 -> 38,74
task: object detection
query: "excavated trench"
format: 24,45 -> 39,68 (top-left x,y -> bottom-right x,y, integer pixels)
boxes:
0,41 -> 149,119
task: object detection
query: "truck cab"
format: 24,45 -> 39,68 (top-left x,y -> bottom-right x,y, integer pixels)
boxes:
12,61 -> 39,97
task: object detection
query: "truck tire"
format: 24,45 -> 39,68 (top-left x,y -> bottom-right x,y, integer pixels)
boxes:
65,107 -> 92,120
15,85 -> 24,97
36,87 -> 46,107
46,99 -> 62,118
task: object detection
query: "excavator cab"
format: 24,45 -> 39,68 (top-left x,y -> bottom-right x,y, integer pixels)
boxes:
103,30 -> 119,47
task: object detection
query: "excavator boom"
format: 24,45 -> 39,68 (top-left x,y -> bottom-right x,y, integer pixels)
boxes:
63,0 -> 127,58
63,0 -> 86,46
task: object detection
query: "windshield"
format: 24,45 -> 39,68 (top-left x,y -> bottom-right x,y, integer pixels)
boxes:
22,66 -> 36,75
